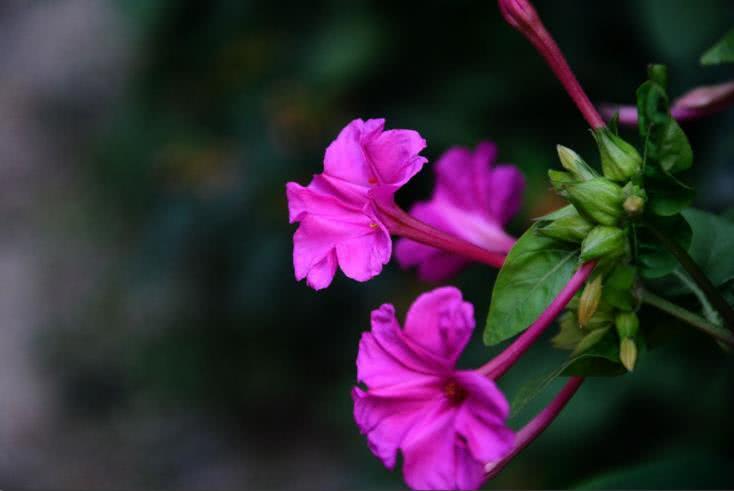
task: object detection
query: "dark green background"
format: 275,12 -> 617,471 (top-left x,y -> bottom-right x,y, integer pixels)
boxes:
18,0 -> 734,489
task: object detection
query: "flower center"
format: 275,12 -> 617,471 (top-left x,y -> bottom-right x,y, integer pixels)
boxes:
443,379 -> 468,404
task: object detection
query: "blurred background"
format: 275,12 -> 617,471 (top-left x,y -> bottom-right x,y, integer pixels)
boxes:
1,0 -> 734,489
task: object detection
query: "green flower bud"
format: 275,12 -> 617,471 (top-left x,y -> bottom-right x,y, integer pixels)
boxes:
615,311 -> 639,338
548,170 -> 576,195
593,128 -> 643,182
580,226 -> 627,261
622,182 -> 647,218
537,208 -> 594,243
624,195 -> 645,217
619,337 -> 637,372
564,177 -> 625,226
578,276 -> 603,328
556,145 -> 597,181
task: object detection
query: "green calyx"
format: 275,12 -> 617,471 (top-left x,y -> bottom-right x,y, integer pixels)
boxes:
593,127 -> 643,182
537,206 -> 594,243
565,178 -> 625,226
580,225 -> 627,261
615,311 -> 640,338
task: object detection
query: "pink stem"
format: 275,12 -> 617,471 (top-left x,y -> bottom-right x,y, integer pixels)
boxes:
477,261 -> 595,379
376,202 -> 510,269
498,0 -> 605,129
484,376 -> 585,480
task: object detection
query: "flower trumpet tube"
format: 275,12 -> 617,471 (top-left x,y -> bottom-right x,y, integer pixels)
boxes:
395,142 -> 524,281
498,0 -> 605,129
478,261 -> 596,379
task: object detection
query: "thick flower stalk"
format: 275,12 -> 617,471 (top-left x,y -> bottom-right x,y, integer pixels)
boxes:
353,287 -> 514,490
286,118 -> 513,290
396,142 -> 524,281
485,376 -> 584,479
498,0 -> 605,129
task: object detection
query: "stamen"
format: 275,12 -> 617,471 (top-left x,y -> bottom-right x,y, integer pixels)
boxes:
444,379 -> 468,404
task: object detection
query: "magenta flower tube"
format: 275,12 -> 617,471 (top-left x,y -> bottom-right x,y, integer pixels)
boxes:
477,261 -> 596,379
498,0 -> 605,129
484,376 -> 585,480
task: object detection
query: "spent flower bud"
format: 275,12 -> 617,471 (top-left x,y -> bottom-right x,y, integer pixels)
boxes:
564,177 -> 625,226
593,128 -> 643,182
615,311 -> 639,338
578,276 -> 603,328
620,337 -> 638,372
557,145 -> 597,181
580,225 -> 627,261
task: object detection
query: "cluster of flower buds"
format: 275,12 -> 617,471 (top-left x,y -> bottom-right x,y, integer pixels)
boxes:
541,129 -> 646,263
553,264 -> 641,371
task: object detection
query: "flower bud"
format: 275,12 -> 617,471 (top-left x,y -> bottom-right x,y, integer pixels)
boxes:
622,182 -> 647,218
615,311 -> 639,338
619,337 -> 637,372
593,128 -> 643,182
580,226 -> 627,261
578,276 -> 602,328
572,327 -> 610,356
548,170 -> 576,195
564,178 -> 625,226
557,145 -> 597,181
537,209 -> 594,243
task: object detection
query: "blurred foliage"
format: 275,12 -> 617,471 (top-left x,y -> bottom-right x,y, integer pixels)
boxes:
40,0 -> 734,488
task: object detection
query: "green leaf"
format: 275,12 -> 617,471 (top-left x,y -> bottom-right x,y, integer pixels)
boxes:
680,208 -> 734,287
701,28 -> 734,65
657,119 -> 693,173
484,225 -> 579,345
637,213 -> 692,279
644,167 -> 694,216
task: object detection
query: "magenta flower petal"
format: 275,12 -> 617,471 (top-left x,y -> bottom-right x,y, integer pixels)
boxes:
357,304 -> 445,388
353,287 -> 514,490
352,387 -> 439,469
324,118 -> 427,188
453,372 -> 515,463
403,287 -> 475,365
400,400 -> 464,490
395,141 -> 523,282
287,118 -> 427,289
487,164 -> 525,224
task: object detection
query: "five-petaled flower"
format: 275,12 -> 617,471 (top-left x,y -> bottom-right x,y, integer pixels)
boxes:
353,287 -> 514,490
396,142 -> 524,281
286,118 -> 427,289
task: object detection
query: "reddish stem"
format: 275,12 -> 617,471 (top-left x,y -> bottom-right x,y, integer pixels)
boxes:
376,201 -> 509,269
498,0 -> 605,129
484,376 -> 585,480
477,261 -> 595,379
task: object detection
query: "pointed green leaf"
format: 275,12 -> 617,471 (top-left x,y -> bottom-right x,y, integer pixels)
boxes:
484,225 -> 579,345
701,28 -> 734,65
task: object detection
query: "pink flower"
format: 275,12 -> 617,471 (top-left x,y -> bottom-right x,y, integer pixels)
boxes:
396,142 -> 524,281
286,118 -> 427,289
353,287 -> 514,490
